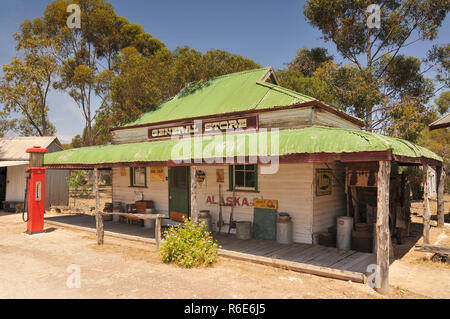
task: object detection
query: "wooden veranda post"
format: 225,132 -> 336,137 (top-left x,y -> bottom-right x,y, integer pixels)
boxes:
155,217 -> 161,250
436,166 -> 445,228
191,167 -> 198,222
422,164 -> 431,244
95,168 -> 104,245
376,160 -> 391,294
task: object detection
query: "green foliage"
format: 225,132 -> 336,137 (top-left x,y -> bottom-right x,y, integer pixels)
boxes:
101,170 -> 112,185
19,0 -> 166,145
159,219 -> 219,268
106,46 -> 260,128
276,68 -> 336,105
286,47 -> 333,77
0,33 -> 58,136
67,170 -> 91,198
303,0 -> 449,136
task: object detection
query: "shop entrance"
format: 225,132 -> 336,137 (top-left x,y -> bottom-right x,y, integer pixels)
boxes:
168,166 -> 190,222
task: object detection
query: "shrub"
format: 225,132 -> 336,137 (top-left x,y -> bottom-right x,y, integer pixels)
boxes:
159,218 -> 219,268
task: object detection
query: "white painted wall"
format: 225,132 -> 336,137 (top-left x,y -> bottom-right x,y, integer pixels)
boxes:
112,167 -> 169,213
312,162 -> 347,243
5,164 -> 27,202
112,163 -> 316,244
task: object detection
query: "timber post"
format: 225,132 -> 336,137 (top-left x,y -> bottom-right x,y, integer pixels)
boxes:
422,164 -> 431,244
94,168 -> 104,245
191,166 -> 198,222
155,216 -> 161,250
436,166 -> 445,228
376,160 -> 391,294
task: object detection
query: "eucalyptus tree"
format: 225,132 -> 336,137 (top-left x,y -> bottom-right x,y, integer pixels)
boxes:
304,0 -> 449,138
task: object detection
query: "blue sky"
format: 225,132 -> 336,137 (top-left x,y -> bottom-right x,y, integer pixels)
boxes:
0,0 -> 448,143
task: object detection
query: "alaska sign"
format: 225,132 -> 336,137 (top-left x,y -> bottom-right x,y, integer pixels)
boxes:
148,115 -> 258,140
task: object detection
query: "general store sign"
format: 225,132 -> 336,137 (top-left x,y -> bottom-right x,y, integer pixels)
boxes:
148,115 -> 258,140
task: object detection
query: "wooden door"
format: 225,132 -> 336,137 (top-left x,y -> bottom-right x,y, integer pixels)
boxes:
169,166 -> 190,221
0,168 -> 6,209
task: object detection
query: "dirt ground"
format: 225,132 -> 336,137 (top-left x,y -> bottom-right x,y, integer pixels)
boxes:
0,212 -> 424,299
1,188 -> 448,299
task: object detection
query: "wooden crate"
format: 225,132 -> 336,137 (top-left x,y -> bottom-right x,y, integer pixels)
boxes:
135,200 -> 154,213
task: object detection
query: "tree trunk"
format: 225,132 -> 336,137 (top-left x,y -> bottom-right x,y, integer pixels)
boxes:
94,168 -> 104,245
436,166 -> 445,228
376,160 -> 391,295
422,164 -> 431,244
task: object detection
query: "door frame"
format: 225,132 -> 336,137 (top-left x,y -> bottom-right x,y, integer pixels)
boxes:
168,166 -> 190,221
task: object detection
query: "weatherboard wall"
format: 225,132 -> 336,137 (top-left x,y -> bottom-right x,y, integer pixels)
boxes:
111,163 -> 315,244
312,162 -> 346,243
193,163 -> 315,244
111,107 -> 360,145
111,166 -> 169,212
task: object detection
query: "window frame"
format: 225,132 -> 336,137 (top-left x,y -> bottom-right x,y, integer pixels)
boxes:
129,167 -> 147,188
228,164 -> 258,192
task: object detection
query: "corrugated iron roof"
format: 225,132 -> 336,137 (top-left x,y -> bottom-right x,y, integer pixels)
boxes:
119,67 -> 363,129
429,113 -> 450,130
0,160 -> 29,167
0,136 -> 59,160
43,126 -> 442,167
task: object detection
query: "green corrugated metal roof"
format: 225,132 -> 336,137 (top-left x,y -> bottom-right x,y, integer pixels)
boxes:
44,126 -> 442,166
121,67 -> 317,127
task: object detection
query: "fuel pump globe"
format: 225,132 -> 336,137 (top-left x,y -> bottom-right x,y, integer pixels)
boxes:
24,146 -> 48,234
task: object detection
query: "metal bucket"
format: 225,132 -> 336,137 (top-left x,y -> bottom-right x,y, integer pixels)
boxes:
337,216 -> 353,250
276,213 -> 293,244
198,210 -> 212,233
235,221 -> 252,240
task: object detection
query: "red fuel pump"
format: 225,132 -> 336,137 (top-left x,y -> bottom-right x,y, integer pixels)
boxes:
24,146 -> 48,234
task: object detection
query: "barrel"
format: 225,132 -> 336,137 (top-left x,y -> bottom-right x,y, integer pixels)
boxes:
276,213 -> 293,244
198,210 -> 212,233
336,216 -> 353,250
235,221 -> 252,240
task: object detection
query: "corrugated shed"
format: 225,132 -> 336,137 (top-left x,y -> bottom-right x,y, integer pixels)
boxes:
44,126 -> 442,166
429,113 -> 450,130
0,136 -> 60,161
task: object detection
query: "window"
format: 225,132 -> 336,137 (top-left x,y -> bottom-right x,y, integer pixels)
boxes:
130,167 -> 147,187
229,164 -> 258,192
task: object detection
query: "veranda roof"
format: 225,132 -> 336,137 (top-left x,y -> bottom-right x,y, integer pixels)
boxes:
44,126 -> 442,169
